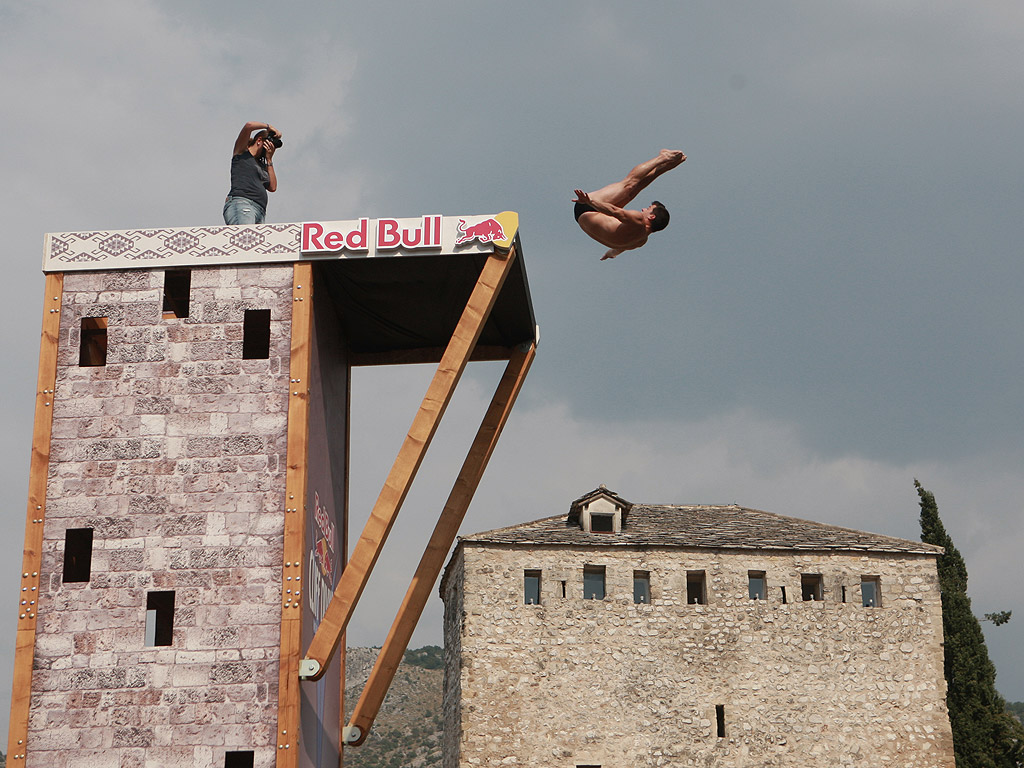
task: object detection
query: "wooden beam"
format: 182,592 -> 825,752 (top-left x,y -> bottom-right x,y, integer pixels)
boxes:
7,273 -> 64,764
345,342 -> 535,745
275,264 -> 314,767
301,247 -> 518,680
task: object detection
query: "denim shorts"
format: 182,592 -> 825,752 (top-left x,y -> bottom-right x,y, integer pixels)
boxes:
223,196 -> 266,225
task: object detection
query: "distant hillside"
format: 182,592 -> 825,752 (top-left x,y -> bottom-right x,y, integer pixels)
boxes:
343,646 -> 444,768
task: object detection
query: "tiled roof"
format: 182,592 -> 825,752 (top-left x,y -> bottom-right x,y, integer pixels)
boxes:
460,503 -> 942,555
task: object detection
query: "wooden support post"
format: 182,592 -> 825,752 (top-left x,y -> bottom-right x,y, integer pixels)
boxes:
275,264 -> 314,767
301,247 -> 518,680
8,273 -> 64,764
345,342 -> 535,745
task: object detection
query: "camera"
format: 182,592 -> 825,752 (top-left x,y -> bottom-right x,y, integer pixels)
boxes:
266,134 -> 283,149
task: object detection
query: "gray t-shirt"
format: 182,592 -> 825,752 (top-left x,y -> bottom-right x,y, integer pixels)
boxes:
228,151 -> 270,210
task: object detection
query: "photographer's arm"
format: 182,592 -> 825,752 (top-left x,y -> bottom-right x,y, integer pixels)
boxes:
232,121 -> 279,156
265,141 -> 278,193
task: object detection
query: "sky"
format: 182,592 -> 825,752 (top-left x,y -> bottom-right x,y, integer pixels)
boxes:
2,0 -> 1023,738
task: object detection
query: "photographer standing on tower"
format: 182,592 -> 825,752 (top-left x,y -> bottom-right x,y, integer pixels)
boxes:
223,121 -> 282,225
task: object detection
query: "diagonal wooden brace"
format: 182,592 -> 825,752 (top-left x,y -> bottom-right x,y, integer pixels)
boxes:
300,247 -> 519,681
343,341 -> 536,745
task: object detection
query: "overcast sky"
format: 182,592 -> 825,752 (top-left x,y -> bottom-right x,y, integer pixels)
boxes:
2,0 -> 1023,737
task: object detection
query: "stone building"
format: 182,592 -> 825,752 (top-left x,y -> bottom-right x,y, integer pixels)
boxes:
9,215 -> 536,768
440,486 -> 955,768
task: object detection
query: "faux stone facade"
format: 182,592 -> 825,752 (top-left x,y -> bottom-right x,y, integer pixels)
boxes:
441,494 -> 955,768
30,265 -> 294,768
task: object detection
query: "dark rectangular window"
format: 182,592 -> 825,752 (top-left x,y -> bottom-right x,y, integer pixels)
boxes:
524,570 -> 541,605
79,317 -> 108,367
686,570 -> 707,605
861,576 -> 880,607
62,528 -> 94,583
748,571 -> 766,601
162,269 -> 191,318
146,591 -> 175,646
716,704 -> 726,738
841,585 -> 848,603
590,513 -> 614,532
225,752 -> 254,768
801,574 -> 823,602
781,586 -> 788,604
560,580 -> 567,598
583,565 -> 605,600
633,571 -> 651,604
242,309 -> 271,359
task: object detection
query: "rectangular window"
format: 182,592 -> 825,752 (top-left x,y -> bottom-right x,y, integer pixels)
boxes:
748,571 -> 766,601
801,574 -> 823,602
79,317 -> 108,367
162,268 -> 191,318
560,580 -> 567,598
590,513 -> 614,532
716,704 -> 726,738
633,571 -> 651,604
686,570 -> 707,605
524,570 -> 541,605
242,308 -> 271,359
62,528 -> 94,583
146,591 -> 175,646
583,565 -> 605,600
225,752 -> 254,768
861,576 -> 880,607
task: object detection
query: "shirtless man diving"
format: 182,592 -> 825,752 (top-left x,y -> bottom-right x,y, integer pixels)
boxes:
573,150 -> 686,260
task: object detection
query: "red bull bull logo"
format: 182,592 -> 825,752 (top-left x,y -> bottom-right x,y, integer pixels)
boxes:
315,536 -> 333,582
456,217 -> 506,245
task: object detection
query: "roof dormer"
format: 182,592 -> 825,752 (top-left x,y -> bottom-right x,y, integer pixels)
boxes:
567,485 -> 633,533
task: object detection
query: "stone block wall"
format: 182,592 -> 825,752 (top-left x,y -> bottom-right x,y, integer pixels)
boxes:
443,543 -> 955,768
28,265 -> 294,768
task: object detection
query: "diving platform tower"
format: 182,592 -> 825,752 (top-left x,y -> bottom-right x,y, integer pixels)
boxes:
7,212 -> 537,768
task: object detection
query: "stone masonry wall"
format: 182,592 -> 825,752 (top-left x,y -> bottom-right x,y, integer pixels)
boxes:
28,266 -> 294,768
444,543 -> 954,768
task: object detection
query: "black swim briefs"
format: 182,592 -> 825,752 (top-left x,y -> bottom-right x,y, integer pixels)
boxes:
574,201 -> 596,222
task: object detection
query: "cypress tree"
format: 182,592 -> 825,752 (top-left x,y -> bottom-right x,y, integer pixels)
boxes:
916,480 -> 1024,767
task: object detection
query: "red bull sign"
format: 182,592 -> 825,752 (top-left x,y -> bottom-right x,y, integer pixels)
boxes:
300,212 -> 518,258
44,212 -> 519,272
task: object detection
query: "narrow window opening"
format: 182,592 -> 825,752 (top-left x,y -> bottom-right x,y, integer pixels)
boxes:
861,576 -> 880,607
716,704 -> 726,738
583,565 -> 605,600
686,570 -> 707,605
780,586 -> 788,604
841,585 -> 848,603
524,569 -> 541,605
801,573 -> 823,602
560,580 -> 567,598
162,268 -> 191,319
633,571 -> 651,604
225,752 -> 254,768
62,528 -> 94,583
242,308 -> 271,359
79,317 -> 108,367
146,591 -> 175,646
748,571 -> 766,601
590,513 -> 614,533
